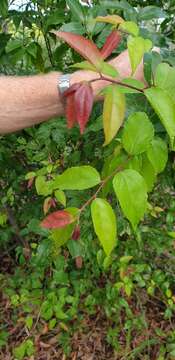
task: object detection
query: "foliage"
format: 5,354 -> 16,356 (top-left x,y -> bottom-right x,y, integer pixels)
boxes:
0,0 -> 175,359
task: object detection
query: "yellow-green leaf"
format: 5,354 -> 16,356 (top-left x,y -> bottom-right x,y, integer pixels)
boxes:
103,85 -> 125,146
119,21 -> 139,36
91,198 -> 117,256
53,166 -> 101,190
145,87 -> 175,149
95,15 -> 124,26
128,36 -> 152,74
113,169 -> 148,230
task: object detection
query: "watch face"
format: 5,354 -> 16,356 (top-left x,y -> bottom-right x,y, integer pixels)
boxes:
59,74 -> 70,94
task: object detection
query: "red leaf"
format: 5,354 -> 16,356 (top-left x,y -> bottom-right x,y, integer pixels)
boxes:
75,256 -> 83,269
41,210 -> 74,229
64,83 -> 81,98
101,30 -> 122,59
72,225 -> 80,240
27,177 -> 35,189
52,31 -> 103,68
65,94 -> 77,129
75,83 -> 94,134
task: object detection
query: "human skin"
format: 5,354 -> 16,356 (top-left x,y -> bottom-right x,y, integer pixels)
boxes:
0,49 -> 146,134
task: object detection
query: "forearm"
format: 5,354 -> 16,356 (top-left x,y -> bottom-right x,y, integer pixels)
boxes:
0,50 -> 144,134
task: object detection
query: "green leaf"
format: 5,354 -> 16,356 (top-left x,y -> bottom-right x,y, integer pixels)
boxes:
140,154 -> 156,192
71,61 -> 97,72
6,39 -> 22,53
59,22 -> 85,35
66,0 -> 85,23
51,223 -> 74,248
67,239 -> 83,258
26,43 -> 38,59
145,87 -> 175,149
155,63 -> 175,103
128,36 -> 152,74
35,176 -> 53,196
113,169 -> 147,230
119,21 -> 139,36
122,112 -> 154,155
103,85 -> 126,145
55,190 -> 66,206
91,198 -> 117,256
0,0 -> 8,18
147,138 -> 168,174
53,166 -> 101,190
45,10 -> 64,30
143,51 -> 162,86
138,6 -> 167,21
100,62 -> 119,78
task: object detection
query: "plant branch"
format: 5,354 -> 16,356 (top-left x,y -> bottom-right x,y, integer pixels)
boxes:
80,156 -> 131,213
90,76 -> 144,93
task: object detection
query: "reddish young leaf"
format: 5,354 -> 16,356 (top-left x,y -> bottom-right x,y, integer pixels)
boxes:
27,177 -> 35,189
72,225 -> 81,240
65,94 -> 77,129
101,30 -> 122,60
64,83 -> 81,98
75,256 -> 83,269
41,210 -> 74,229
52,31 -> 103,68
74,83 -> 94,134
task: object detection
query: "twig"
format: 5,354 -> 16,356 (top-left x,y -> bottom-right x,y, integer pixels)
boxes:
90,76 -> 145,93
80,156 -> 131,213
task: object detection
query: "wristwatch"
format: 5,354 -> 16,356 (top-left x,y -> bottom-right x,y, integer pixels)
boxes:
58,74 -> 71,95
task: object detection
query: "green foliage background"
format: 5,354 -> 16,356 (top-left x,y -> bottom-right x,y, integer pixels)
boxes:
0,1 -> 175,359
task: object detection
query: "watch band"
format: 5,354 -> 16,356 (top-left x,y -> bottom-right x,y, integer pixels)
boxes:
58,74 -> 71,95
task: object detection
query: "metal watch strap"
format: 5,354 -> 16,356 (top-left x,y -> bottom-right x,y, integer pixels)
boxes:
58,73 -> 71,95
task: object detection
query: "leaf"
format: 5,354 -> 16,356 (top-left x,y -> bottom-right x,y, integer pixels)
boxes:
52,31 -> 103,68
35,176 -> 53,196
91,198 -> 117,256
53,166 -> 101,190
71,61 -> 97,71
0,0 -> 8,18
74,83 -> 93,134
45,10 -> 64,30
139,6 -> 167,21
145,87 -> 175,149
6,39 -> 22,53
59,22 -> 85,35
43,197 -> 52,215
122,112 -> 154,155
143,51 -> 162,85
113,169 -> 147,230
100,30 -> 122,59
65,94 -> 77,129
51,223 -> 74,247
103,85 -> 126,145
66,0 -> 85,23
100,62 -> 119,78
55,190 -> 66,207
155,63 -> 175,103
116,77 -> 144,94
95,15 -> 124,26
119,21 -> 139,36
147,137 -> 168,174
41,210 -> 75,229
140,154 -> 156,192
128,36 -> 152,74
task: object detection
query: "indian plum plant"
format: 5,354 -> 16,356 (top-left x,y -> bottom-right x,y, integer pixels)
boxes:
27,14 -> 174,260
